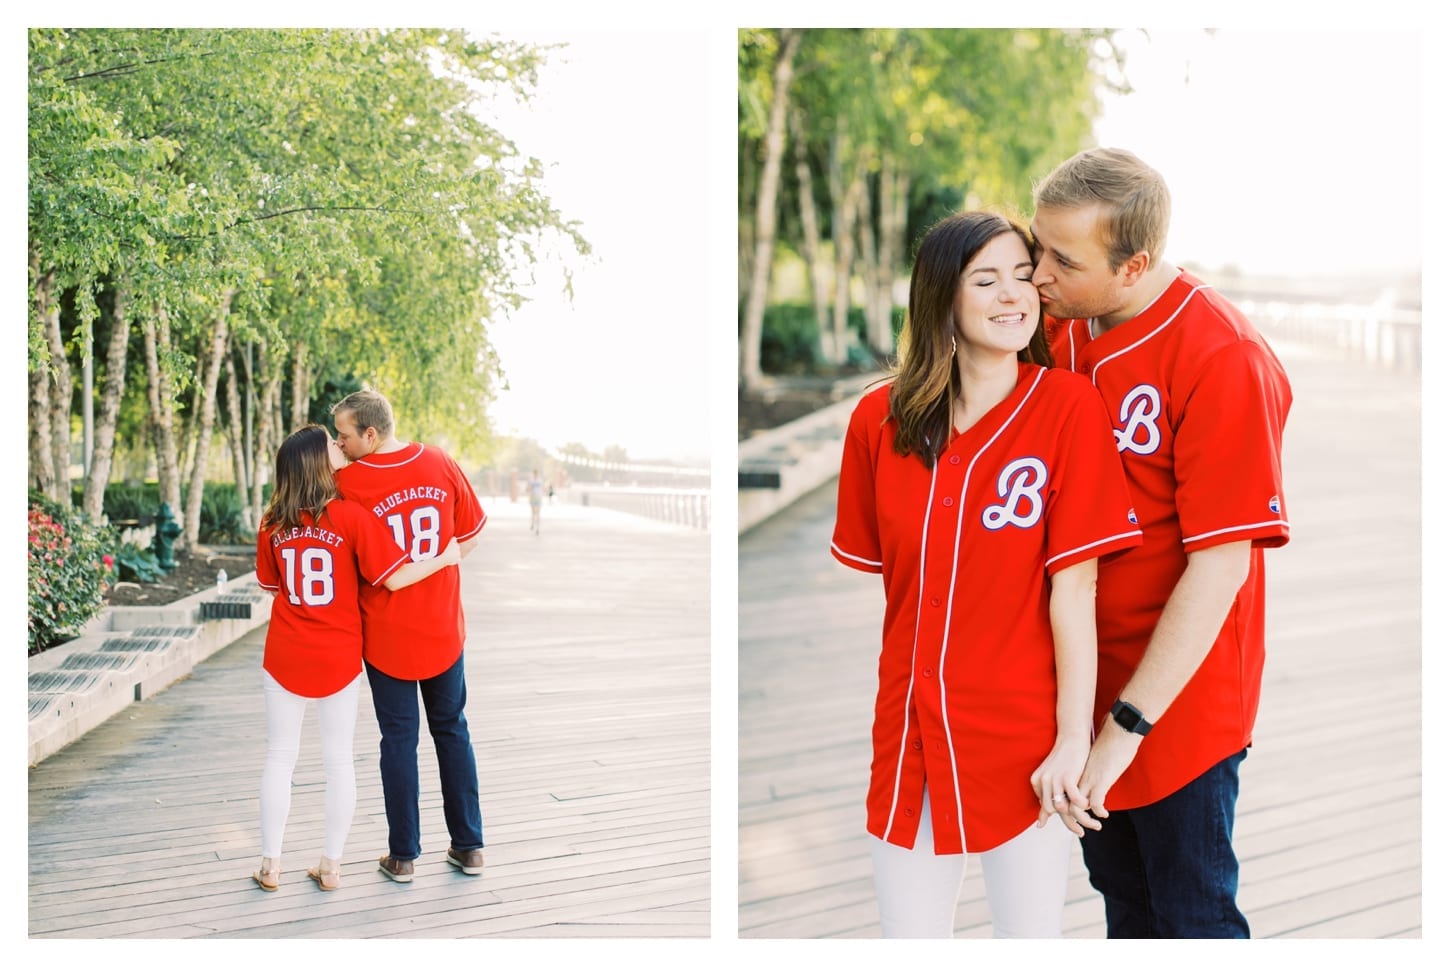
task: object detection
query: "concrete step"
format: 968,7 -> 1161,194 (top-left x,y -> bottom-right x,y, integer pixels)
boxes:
27,574 -> 273,766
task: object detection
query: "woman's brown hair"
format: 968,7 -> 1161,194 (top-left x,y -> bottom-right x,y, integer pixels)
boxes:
888,210 -> 1051,467
260,424 -> 338,533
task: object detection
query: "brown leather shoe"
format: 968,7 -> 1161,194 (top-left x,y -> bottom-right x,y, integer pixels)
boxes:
378,854 -> 414,882
446,847 -> 485,875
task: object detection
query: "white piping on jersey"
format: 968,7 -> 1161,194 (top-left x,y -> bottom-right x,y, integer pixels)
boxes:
353,442 -> 426,469
1065,322 -> 1081,370
371,550 -> 414,586
1044,528 -> 1143,570
883,455 -> 940,841
1089,285 -> 1211,387
831,542 -> 883,569
1182,519 -> 1290,544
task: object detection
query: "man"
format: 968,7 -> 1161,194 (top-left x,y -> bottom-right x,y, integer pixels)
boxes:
1029,148 -> 1292,937
331,389 -> 488,882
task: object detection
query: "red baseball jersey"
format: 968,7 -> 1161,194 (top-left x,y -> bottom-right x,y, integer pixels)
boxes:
255,499 -> 412,698
334,442 -> 486,680
831,364 -> 1142,854
1047,269 -> 1292,810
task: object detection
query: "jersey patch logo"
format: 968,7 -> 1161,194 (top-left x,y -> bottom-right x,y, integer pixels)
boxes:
1114,384 -> 1163,456
1128,507 -> 1138,525
1269,495 -> 1281,514
982,457 -> 1048,530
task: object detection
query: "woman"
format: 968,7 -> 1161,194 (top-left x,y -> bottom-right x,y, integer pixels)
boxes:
830,211 -> 1142,937
251,424 -> 461,892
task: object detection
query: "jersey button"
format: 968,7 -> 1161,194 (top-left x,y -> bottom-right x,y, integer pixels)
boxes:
942,497 -> 953,507
922,667 -> 934,679
949,455 -> 961,465
905,806 -> 916,818
911,739 -> 922,750
930,596 -> 941,607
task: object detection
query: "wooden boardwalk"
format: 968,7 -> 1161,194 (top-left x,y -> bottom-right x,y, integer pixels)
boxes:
28,498 -> 709,939
739,345 -> 1422,939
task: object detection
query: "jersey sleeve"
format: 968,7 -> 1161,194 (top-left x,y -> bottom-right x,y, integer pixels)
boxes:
830,397 -> 884,574
1175,340 -> 1292,551
341,502 -> 412,587
1043,383 -> 1144,575
447,453 -> 487,542
255,525 -> 281,592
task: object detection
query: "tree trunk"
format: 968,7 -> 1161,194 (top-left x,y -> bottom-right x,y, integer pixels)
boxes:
81,325 -> 94,479
870,164 -> 910,357
223,345 -> 254,533
249,337 -> 280,529
290,341 -> 309,430
182,294 -> 233,546
42,275 -> 73,505
738,136 -> 758,309
29,360 -> 55,497
855,170 -> 879,366
142,307 -> 184,518
739,27 -> 802,392
29,265 -> 57,498
790,106 -> 831,347
825,136 -> 865,368
177,355 -> 203,490
81,281 -> 133,519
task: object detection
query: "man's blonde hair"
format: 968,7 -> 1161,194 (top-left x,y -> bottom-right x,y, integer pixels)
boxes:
331,388 -> 394,438
1034,147 -> 1171,271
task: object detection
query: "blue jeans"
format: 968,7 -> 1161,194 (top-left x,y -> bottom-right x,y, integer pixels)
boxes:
1080,749 -> 1250,938
365,655 -> 484,860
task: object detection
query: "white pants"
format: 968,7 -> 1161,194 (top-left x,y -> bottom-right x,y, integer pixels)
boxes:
259,670 -> 361,861
871,792 -> 1072,938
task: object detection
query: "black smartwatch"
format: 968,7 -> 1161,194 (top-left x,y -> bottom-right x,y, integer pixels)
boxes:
1110,699 -> 1153,736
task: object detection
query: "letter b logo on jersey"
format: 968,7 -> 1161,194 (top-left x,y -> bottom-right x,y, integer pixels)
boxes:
982,457 -> 1048,530
1115,384 -> 1163,455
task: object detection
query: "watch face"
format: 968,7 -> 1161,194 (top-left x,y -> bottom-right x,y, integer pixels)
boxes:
1113,700 -> 1148,734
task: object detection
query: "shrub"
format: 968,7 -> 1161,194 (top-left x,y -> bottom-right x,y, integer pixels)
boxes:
759,303 -> 872,375
198,483 -> 251,545
28,495 -> 117,656
99,480 -> 262,545
102,482 -> 158,523
115,541 -> 167,583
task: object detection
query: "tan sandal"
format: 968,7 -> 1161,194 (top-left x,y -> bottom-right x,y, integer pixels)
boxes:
252,858 -> 280,892
307,856 -> 342,891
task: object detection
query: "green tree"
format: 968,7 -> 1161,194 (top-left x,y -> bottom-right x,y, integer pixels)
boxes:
28,28 -> 586,546
738,28 -> 1125,384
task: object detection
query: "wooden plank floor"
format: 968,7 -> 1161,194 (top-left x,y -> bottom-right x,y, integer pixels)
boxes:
739,344 -> 1422,939
28,498 -> 709,939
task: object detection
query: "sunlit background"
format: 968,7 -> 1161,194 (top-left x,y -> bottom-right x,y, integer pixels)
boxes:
1094,28 -> 1420,283
479,30 -> 711,465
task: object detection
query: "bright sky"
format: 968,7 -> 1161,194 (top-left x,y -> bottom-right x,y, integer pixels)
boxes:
1092,28 -> 1421,281
475,30 -> 711,464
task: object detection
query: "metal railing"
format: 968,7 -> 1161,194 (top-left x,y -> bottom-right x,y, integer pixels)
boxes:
567,486 -> 711,531
1233,295 -> 1421,373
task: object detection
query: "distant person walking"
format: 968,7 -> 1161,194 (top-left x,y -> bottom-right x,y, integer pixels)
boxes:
331,389 -> 489,882
252,424 -> 460,893
528,470 -> 545,534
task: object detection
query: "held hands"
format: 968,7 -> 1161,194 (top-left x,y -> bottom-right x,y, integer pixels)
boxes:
436,537 -> 462,566
1030,733 -> 1101,837
1075,718 -> 1144,821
